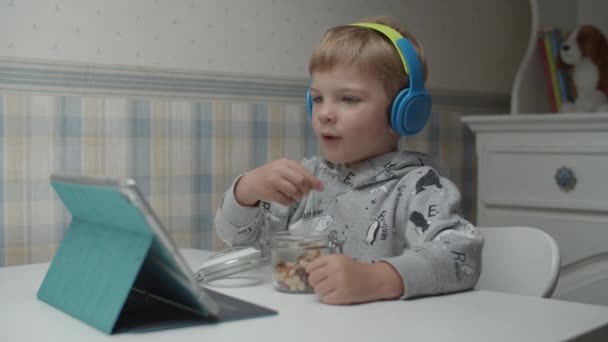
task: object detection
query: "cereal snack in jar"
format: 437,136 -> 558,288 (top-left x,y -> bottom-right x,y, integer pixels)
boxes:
269,230 -> 342,293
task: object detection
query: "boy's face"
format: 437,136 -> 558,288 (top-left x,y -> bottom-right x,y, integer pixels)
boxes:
310,65 -> 399,164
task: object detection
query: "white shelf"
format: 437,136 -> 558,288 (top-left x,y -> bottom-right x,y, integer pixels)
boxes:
462,112 -> 608,132
510,0 -> 608,114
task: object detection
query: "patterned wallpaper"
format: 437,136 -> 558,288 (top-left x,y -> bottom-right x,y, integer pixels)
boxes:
0,91 -> 494,267
0,1 -> 515,266
0,93 -> 319,266
0,0 -> 530,94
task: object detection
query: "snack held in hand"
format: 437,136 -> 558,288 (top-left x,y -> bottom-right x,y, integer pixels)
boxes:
270,231 -> 341,293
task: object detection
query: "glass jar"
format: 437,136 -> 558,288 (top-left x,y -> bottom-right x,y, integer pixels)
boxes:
269,230 -> 342,293
195,246 -> 267,284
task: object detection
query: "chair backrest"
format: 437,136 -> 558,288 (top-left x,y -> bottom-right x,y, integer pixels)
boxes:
476,226 -> 561,298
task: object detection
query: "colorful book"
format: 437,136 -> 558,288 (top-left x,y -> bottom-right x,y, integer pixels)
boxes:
549,28 -> 570,103
537,30 -> 558,112
542,29 -> 561,112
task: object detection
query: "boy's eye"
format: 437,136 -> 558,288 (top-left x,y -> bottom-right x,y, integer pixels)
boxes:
342,96 -> 360,103
312,96 -> 323,103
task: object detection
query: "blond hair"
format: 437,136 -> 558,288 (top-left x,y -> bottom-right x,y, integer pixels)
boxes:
309,16 -> 428,100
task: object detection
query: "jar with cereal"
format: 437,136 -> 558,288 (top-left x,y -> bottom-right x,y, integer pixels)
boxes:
269,230 -> 342,293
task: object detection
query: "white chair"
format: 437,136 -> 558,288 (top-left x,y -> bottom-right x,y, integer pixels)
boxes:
475,226 -> 560,298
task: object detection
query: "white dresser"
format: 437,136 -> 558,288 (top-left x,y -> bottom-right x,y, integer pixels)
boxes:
462,113 -> 608,306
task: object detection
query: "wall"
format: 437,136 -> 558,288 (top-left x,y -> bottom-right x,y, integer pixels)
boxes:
0,91 -> 492,267
0,0 -> 521,265
0,0 -> 530,94
0,93 -> 317,266
578,1 -> 608,34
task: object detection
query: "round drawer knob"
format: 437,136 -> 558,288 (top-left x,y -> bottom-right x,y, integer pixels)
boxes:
554,166 -> 576,191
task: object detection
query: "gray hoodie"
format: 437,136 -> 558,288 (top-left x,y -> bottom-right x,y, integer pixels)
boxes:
215,150 -> 483,299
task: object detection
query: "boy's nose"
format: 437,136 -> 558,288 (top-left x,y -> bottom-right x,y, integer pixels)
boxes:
316,104 -> 336,123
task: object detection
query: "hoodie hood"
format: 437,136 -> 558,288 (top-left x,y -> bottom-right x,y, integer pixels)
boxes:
319,150 -> 444,189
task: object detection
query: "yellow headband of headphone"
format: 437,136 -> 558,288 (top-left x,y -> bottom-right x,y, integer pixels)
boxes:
349,23 -> 410,75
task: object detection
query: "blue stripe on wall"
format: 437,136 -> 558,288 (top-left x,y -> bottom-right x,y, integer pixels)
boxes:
55,96 -> 81,237
194,101 -> 213,250
195,103 -> 214,250
192,102 -> 203,248
252,104 -> 268,167
60,96 -> 82,174
131,100 -> 151,197
0,95 -> 4,265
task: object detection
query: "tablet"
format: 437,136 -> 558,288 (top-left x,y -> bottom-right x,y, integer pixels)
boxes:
39,174 -> 276,334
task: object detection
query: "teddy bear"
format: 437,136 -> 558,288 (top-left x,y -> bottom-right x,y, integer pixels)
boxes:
556,25 -> 608,113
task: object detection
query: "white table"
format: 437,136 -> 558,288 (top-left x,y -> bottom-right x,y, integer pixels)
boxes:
1,248 -> 607,342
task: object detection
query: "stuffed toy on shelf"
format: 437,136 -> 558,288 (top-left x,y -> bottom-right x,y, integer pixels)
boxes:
557,25 -> 608,113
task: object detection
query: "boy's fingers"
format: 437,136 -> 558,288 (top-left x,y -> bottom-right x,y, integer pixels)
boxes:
313,279 -> 335,297
286,161 -> 324,191
279,168 -> 312,195
309,175 -> 324,191
277,179 -> 303,200
304,254 -> 329,274
273,191 -> 294,206
320,291 -> 345,305
306,264 -> 328,287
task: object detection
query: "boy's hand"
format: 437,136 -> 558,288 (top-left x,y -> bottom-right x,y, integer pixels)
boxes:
234,158 -> 323,206
305,254 -> 405,305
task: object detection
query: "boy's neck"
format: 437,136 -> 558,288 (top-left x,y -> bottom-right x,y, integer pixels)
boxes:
325,149 -> 401,169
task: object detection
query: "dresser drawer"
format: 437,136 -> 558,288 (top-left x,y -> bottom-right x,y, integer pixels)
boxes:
465,113 -> 608,306
481,146 -> 608,213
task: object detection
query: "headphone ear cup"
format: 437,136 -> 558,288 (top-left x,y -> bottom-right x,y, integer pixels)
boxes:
391,88 -> 431,136
306,88 -> 313,119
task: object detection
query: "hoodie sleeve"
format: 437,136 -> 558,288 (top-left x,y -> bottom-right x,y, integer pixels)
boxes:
215,157 -> 322,246
214,174 -> 292,246
383,167 -> 484,299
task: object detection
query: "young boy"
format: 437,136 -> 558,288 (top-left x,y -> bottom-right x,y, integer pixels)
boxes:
214,16 -> 483,304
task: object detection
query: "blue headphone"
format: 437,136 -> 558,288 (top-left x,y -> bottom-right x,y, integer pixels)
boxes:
306,23 -> 431,136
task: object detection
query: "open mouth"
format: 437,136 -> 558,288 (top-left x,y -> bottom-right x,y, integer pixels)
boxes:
321,134 -> 341,142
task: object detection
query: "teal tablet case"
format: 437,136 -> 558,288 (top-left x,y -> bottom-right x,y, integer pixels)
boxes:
38,178 -> 277,334
37,180 -> 158,334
